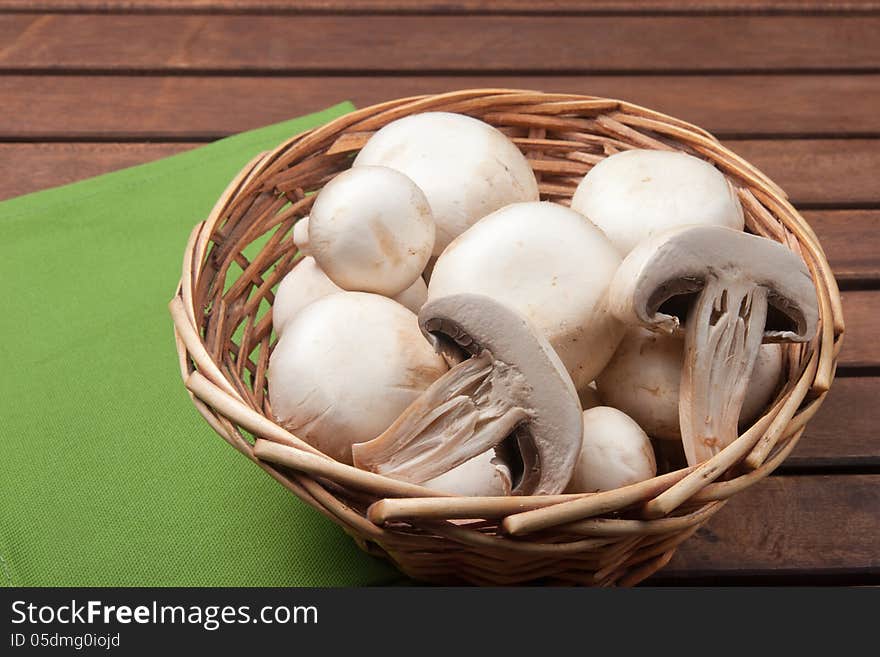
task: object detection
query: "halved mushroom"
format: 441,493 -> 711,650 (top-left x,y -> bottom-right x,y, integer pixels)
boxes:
596,327 -> 784,441
268,291 -> 448,464
608,225 -> 818,466
427,201 -> 624,391
351,293 -> 583,495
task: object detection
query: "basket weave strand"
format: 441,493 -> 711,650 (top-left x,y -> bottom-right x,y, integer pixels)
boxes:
170,89 -> 844,586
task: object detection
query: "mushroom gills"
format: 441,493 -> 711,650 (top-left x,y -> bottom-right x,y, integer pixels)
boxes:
351,293 -> 583,495
679,275 -> 769,465
609,225 -> 818,467
351,350 -> 532,484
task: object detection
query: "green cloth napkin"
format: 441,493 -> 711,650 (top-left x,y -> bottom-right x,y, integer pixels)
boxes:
0,102 -> 404,587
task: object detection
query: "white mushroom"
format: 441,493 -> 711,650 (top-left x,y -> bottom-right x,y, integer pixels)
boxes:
354,112 -> 539,255
293,215 -> 311,256
272,256 -> 341,337
423,451 -> 513,497
565,407 -> 657,493
597,328 -> 784,440
268,292 -> 448,464
427,201 -> 624,390
391,275 -> 428,314
352,293 -> 584,496
570,149 -> 744,256
308,165 -> 435,296
272,256 -> 428,336
608,225 -> 818,465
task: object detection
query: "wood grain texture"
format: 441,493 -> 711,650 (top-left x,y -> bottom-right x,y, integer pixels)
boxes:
729,141 -> 880,207
660,475 -> 879,580
788,377 -> 880,468
1,141 -> 879,210
2,75 -> 879,139
1,14 -> 878,72
2,1 -> 878,13
1,146 -> 877,283
840,291 -> 880,369
803,211 -> 880,282
0,142 -> 193,200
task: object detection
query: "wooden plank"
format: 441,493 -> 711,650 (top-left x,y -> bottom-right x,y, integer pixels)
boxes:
2,141 -> 879,214
1,75 -> 879,139
659,475 -> 879,581
1,147 -> 878,284
2,1 -> 878,14
840,291 -> 879,369
1,15 -> 878,72
727,140 -> 880,207
789,377 -> 880,468
0,142 -> 193,201
803,211 -> 880,282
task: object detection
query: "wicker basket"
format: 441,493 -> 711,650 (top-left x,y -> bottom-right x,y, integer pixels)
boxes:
169,89 -> 844,586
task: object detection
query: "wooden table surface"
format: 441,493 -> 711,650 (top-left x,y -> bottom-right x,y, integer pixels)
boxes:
2,0 -> 877,585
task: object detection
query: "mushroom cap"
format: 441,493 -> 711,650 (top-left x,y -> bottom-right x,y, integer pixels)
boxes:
293,215 -> 311,256
570,149 -> 744,256
597,328 -> 784,440
267,291 -> 448,464
272,256 -> 428,336
424,450 -> 512,497
272,256 -> 342,337
392,275 -> 428,314
309,165 -> 435,296
353,112 -> 539,255
565,406 -> 657,493
608,224 -> 819,343
419,293 -> 584,495
428,201 -> 624,390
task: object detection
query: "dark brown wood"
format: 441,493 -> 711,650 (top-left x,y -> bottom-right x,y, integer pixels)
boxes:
803,211 -> 880,282
788,377 -> 880,468
1,1 -> 877,14
840,291 -> 880,369
727,141 -> 880,207
2,75 -> 879,139
1,142 -> 879,224
661,475 -> 879,580
1,14 -> 877,72
0,143 -> 192,200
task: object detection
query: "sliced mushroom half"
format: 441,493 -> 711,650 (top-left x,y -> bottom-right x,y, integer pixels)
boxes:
351,293 -> 583,495
608,225 -> 818,466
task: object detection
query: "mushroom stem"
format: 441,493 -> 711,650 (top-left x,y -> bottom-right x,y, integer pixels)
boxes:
680,275 -> 769,466
351,351 -> 532,483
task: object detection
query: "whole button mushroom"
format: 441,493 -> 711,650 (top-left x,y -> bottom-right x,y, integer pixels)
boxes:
268,292 -> 448,464
292,216 -> 311,256
565,407 -> 657,494
608,225 -> 818,466
424,451 -> 513,497
272,256 -> 428,337
427,201 -> 624,391
352,293 -> 584,496
354,112 -> 539,255
570,149 -> 745,256
597,328 -> 783,441
308,165 -> 435,296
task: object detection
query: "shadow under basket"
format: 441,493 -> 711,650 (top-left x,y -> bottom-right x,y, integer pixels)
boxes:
169,89 -> 844,586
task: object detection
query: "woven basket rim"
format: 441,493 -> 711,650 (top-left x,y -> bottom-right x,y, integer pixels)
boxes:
169,88 -> 844,586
